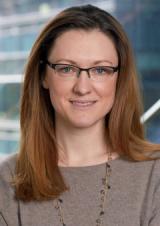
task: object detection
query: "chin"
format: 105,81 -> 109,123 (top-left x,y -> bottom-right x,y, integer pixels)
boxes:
68,118 -> 104,129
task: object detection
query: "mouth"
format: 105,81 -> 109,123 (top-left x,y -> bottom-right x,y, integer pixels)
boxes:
69,100 -> 97,107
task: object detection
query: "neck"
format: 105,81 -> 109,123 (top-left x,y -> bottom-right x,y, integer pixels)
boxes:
55,119 -> 112,167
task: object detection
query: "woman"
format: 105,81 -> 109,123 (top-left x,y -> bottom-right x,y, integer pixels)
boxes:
0,4 -> 160,226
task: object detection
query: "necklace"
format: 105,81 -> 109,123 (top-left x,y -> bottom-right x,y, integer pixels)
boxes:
54,152 -> 112,226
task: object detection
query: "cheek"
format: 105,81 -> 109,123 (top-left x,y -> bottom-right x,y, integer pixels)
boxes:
47,80 -> 70,110
98,77 -> 117,100
48,86 -> 63,111
98,78 -> 118,114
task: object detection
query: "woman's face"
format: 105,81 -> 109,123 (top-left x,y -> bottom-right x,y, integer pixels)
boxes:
43,29 -> 118,130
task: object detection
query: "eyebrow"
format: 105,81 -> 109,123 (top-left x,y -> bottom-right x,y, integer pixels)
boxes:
52,58 -> 114,66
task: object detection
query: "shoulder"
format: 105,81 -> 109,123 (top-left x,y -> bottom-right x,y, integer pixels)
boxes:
151,157 -> 160,171
0,153 -> 17,208
131,158 -> 160,192
115,155 -> 160,171
148,158 -> 160,186
114,157 -> 160,188
0,153 -> 17,179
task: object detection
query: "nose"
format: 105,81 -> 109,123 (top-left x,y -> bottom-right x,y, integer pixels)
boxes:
73,71 -> 92,95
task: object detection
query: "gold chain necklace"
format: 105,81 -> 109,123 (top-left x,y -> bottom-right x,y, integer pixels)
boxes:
54,152 -> 112,226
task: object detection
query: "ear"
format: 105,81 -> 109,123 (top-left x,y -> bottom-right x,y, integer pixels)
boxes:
42,77 -> 49,89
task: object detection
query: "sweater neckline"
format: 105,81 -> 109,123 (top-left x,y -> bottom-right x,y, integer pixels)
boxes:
58,156 -> 121,171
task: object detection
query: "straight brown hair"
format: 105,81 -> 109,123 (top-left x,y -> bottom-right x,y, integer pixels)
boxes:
13,4 -> 160,201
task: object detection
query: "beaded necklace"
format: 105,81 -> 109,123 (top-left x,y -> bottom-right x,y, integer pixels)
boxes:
54,152 -> 112,226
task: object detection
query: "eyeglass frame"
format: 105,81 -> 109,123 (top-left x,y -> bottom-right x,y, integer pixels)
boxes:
42,59 -> 119,80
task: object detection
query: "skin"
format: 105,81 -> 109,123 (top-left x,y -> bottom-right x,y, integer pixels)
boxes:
43,29 -> 119,166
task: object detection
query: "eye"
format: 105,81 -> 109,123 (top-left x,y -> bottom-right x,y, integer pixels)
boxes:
58,65 -> 73,73
56,64 -> 75,74
93,66 -> 114,76
96,67 -> 106,74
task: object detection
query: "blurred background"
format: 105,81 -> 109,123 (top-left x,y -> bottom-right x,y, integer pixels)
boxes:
0,0 -> 160,156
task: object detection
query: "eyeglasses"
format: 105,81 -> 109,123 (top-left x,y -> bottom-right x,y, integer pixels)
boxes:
44,60 -> 119,82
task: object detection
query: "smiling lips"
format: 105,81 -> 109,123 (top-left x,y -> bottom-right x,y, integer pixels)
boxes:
70,100 -> 97,107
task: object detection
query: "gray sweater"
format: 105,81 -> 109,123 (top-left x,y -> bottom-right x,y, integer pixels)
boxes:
0,154 -> 160,226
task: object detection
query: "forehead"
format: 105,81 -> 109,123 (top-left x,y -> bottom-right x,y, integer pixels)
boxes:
48,29 -> 118,65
